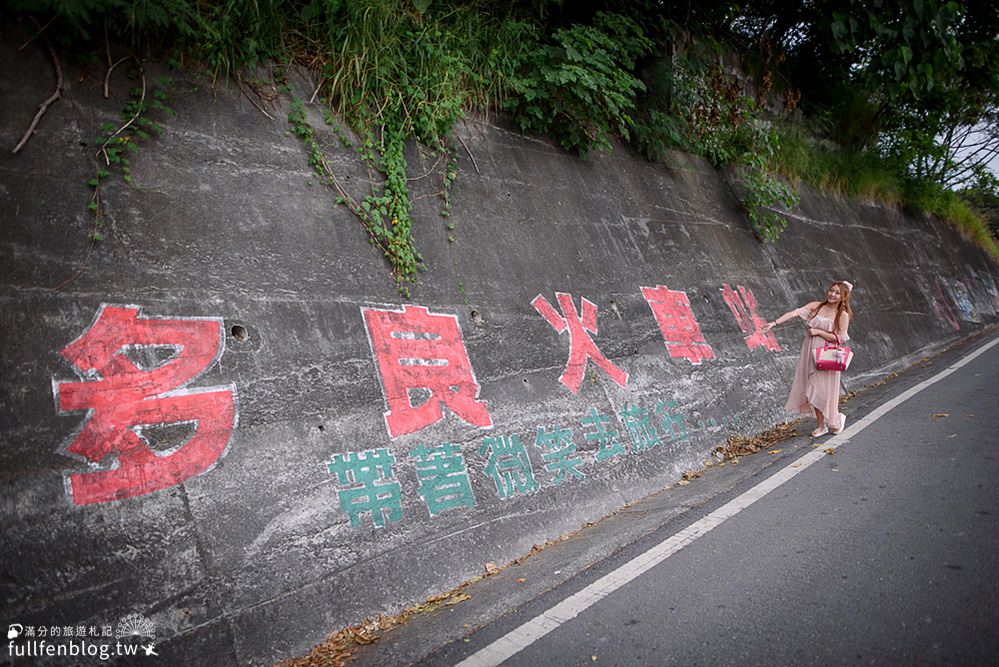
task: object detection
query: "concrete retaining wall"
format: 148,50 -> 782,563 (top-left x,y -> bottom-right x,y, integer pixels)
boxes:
2,39 -> 998,665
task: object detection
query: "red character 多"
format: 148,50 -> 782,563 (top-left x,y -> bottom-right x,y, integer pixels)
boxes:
362,305 -> 492,438
720,284 -> 780,352
532,293 -> 629,394
54,305 -> 236,505
641,285 -> 715,365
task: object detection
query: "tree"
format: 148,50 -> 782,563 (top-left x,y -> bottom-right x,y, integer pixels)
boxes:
721,0 -> 999,190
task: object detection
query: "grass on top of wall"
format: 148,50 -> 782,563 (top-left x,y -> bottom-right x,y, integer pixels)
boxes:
774,124 -> 999,263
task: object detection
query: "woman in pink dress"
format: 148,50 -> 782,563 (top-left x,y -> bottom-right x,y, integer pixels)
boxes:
765,281 -> 853,437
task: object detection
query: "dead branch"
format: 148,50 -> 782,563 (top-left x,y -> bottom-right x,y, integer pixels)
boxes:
238,74 -> 276,121
102,21 -> 133,99
51,188 -> 101,291
51,236 -> 98,292
456,131 -> 480,175
13,22 -> 63,155
18,15 -> 56,51
309,78 -> 323,105
104,56 -> 132,99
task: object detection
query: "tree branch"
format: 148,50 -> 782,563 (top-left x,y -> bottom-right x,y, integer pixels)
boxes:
12,22 -> 62,155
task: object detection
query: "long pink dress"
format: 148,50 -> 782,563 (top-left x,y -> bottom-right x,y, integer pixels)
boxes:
784,307 -> 848,430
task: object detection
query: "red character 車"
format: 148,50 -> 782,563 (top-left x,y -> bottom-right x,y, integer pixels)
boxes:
641,285 -> 715,365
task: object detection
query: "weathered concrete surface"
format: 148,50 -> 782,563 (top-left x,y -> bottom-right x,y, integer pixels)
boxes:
1,34 -> 998,665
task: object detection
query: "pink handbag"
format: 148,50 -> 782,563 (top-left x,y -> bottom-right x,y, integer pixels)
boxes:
815,335 -> 853,371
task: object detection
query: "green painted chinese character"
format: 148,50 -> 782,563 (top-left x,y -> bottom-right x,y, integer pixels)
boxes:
409,443 -> 476,516
479,435 -> 539,499
656,401 -> 689,442
620,403 -> 663,452
534,424 -> 585,485
327,448 -> 403,527
581,406 -> 626,462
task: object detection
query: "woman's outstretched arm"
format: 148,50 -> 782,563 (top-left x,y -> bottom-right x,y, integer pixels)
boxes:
765,302 -> 818,331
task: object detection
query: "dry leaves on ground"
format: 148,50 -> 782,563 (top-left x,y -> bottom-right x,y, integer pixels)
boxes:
712,422 -> 797,461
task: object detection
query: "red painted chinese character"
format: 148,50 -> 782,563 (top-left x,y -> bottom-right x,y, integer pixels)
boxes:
532,293 -> 629,394
641,285 -> 715,365
55,305 -> 236,505
720,284 -> 780,352
362,305 -> 492,438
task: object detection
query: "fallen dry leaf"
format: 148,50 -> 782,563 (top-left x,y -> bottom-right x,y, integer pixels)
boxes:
710,422 -> 797,461
447,593 -> 471,606
768,449 -> 783,455
932,413 -> 950,419
677,479 -> 690,486
516,578 -> 525,583
824,447 -> 836,455
484,562 -> 500,575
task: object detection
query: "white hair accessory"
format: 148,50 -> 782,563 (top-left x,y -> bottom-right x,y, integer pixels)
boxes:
841,281 -> 853,293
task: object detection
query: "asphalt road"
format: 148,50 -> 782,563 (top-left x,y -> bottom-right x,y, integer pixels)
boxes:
425,336 -> 999,666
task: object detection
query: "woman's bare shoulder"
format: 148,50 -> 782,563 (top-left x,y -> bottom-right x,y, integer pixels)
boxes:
803,300 -> 822,310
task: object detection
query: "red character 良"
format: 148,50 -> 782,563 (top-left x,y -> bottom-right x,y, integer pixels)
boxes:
363,305 -> 492,438
55,305 -> 236,505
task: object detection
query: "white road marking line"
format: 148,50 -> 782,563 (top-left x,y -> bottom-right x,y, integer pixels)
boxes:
455,334 -> 999,667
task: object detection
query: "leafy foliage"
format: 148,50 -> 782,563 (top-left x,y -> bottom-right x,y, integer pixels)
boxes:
88,75 -> 174,241
285,2 -> 533,295
740,123 -> 799,242
502,12 -> 654,155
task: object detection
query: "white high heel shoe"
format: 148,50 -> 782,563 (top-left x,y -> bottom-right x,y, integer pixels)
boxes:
830,413 -> 847,434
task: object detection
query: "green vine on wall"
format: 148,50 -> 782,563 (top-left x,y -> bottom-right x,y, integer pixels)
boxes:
740,123 -> 800,242
88,73 -> 174,242
290,96 -> 465,298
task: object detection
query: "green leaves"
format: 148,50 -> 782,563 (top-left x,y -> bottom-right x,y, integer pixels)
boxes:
85,75 -> 174,243
824,0 -> 966,105
503,12 -> 653,155
288,96 -> 429,297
